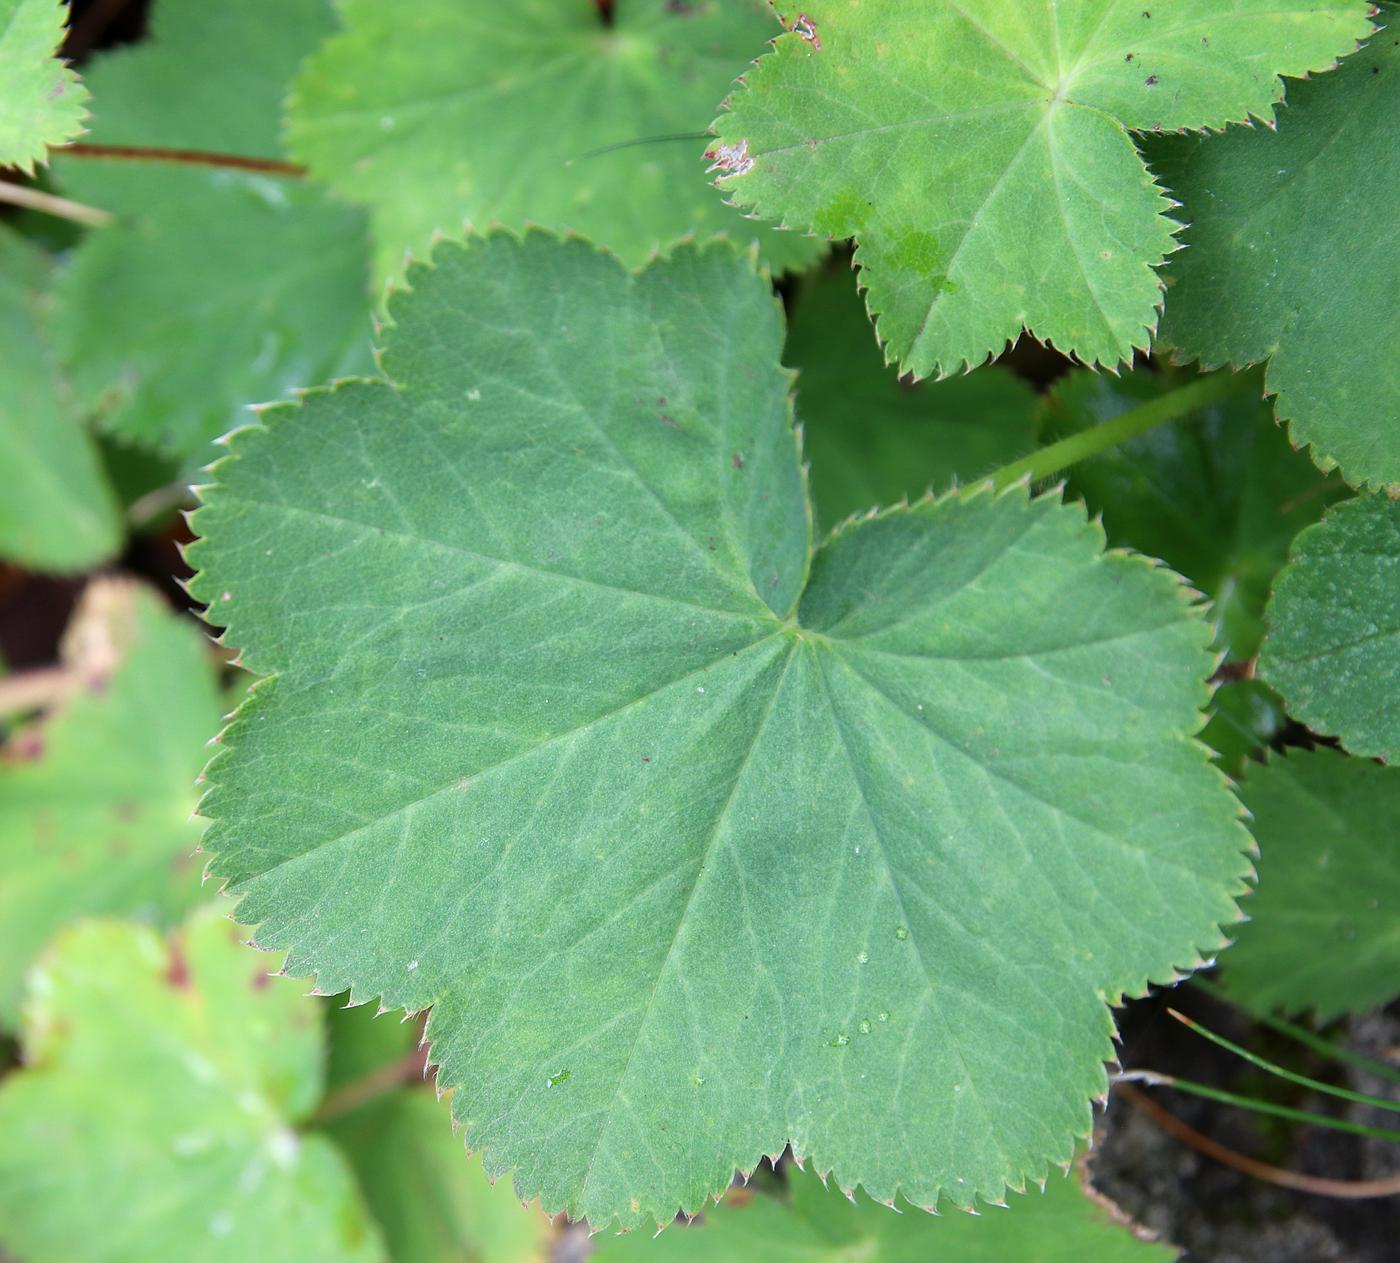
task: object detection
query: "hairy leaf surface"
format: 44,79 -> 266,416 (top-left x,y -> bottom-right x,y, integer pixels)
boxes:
711,0 -> 1373,377
1044,367 -> 1345,661
0,580 -> 221,1023
324,1002 -> 553,1263
189,234 -> 1250,1228
1155,10 -> 1400,491
0,0 -> 86,172
287,0 -> 822,282
593,1164 -> 1175,1261
1226,751 -> 1400,1020
788,264 -> 1039,530
1258,494 -> 1400,762
51,0 -> 372,460
0,908 -> 382,1262
0,226 -> 120,570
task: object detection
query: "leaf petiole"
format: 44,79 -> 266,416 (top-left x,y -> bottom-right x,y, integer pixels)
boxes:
984,370 -> 1253,490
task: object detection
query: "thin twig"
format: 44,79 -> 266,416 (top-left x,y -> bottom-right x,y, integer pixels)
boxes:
0,667 -> 72,717
309,1042 -> 431,1126
1117,1082 -> 1400,1200
0,180 -> 112,227
61,143 -> 306,177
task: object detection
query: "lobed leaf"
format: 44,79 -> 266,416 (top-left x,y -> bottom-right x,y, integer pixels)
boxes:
1257,493 -> 1400,762
787,263 -> 1039,531
188,233 -> 1251,1229
50,0 -> 373,462
710,0 -> 1374,378
0,225 -> 121,571
1155,8 -> 1400,492
286,0 -> 824,283
0,907 -> 382,1262
1225,749 -> 1400,1021
0,0 -> 86,173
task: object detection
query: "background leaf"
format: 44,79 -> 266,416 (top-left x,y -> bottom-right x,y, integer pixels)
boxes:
711,0 -> 1373,377
786,262 -> 1039,531
287,0 -> 823,282
0,0 -> 87,173
324,1002 -> 554,1263
50,0 -> 372,462
1224,750 -> 1400,1021
0,579 -> 220,1024
593,1163 -> 1176,1262
0,224 -> 121,570
189,234 -> 1249,1229
1257,493 -> 1400,762
1153,7 -> 1400,492
1043,366 -> 1346,662
0,907 -> 383,1262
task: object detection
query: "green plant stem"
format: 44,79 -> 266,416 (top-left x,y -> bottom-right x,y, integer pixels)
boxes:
1114,1072 -> 1400,1143
1168,1008 -> 1400,1114
985,370 -> 1251,490
1192,978 -> 1400,1087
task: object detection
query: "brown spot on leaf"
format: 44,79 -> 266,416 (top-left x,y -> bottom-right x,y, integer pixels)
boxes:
166,934 -> 191,989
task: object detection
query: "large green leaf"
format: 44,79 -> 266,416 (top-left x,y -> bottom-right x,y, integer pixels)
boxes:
51,0 -> 372,461
0,907 -> 382,1262
1225,750 -> 1400,1021
188,234 -> 1250,1229
0,0 -> 86,172
0,580 -> 221,1024
287,0 -> 823,282
0,225 -> 121,570
1257,494 -> 1400,762
593,1164 -> 1175,1262
323,1002 -> 554,1263
1043,367 -> 1346,662
710,1 -> 1373,378
1155,8 -> 1400,492
787,263 -> 1039,530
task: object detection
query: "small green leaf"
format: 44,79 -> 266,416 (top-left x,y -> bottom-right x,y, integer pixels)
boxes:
287,0 -> 823,282
0,0 -> 87,173
1044,366 -> 1346,661
1154,10 -> 1400,491
711,1 -> 1373,377
0,907 -> 383,1262
0,225 -> 121,570
325,1004 -> 553,1263
787,264 -> 1039,531
1257,494 -> 1400,762
1225,750 -> 1400,1021
0,580 -> 221,1024
592,1164 -> 1176,1261
189,234 -> 1250,1228
51,0 -> 372,461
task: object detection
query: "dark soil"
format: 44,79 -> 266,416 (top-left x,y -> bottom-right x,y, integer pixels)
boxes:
1092,986 -> 1400,1261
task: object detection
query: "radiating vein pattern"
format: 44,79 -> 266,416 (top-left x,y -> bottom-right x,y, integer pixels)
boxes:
190,233 -> 1251,1229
